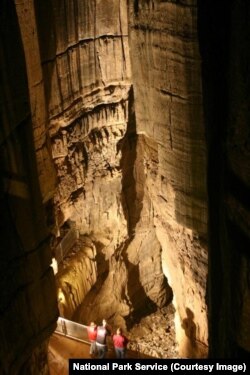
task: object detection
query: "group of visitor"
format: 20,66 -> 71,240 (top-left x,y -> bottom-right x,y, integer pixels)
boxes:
86,319 -> 129,359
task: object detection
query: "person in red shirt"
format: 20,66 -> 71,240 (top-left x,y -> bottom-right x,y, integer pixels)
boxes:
87,322 -> 97,356
112,327 -> 129,358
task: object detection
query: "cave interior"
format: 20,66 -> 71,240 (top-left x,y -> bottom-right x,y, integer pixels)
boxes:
0,0 -> 250,373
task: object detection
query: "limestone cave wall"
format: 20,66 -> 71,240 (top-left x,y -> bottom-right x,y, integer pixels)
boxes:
0,0 -> 210,365
1,0 -> 250,370
128,0 -> 208,356
56,238 -> 98,319
32,0 -> 208,357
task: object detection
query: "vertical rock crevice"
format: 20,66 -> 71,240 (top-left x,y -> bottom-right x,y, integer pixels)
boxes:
198,0 -> 250,358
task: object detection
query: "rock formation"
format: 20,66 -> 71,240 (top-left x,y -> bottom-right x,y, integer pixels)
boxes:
1,0 -> 250,372
35,0 -> 208,357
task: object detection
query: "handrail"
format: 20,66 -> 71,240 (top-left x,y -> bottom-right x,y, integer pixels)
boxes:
55,317 -> 114,349
54,317 -> 140,357
55,317 -> 90,344
55,228 -> 78,264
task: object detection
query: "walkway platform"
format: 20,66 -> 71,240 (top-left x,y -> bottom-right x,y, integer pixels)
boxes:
48,333 -> 151,375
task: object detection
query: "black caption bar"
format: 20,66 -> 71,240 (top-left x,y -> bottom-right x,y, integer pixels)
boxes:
69,359 -> 248,374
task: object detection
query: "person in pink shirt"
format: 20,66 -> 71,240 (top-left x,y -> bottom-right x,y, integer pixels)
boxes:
96,319 -> 111,358
112,327 -> 129,358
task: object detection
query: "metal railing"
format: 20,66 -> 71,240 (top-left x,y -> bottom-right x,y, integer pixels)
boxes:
54,317 -> 145,357
55,317 -> 116,351
55,227 -> 78,264
54,317 -> 139,355
55,317 -> 90,344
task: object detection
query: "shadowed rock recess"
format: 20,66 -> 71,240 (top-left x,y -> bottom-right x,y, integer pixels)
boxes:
0,0 -> 250,373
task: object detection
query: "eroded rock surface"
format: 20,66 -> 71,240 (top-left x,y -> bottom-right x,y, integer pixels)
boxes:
0,0 -> 209,363
2,0 -> 250,368
33,0 -> 208,357
56,237 -> 97,319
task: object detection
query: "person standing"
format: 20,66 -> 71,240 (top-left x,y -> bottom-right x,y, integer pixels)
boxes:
112,327 -> 129,359
96,319 -> 111,358
87,322 -> 97,357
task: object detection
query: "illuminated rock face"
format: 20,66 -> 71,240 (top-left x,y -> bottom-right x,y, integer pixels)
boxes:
129,0 -> 208,356
0,1 -> 212,370
1,1 -> 250,369
37,0 -> 131,246
56,239 -> 98,319
33,0 -> 208,357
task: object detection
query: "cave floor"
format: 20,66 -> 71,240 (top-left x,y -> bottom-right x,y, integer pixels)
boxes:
48,333 -> 152,375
